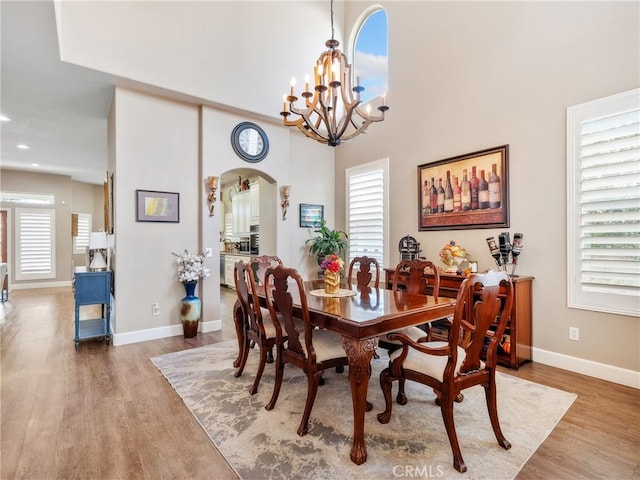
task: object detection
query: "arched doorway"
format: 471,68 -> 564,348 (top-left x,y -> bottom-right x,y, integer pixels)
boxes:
218,167 -> 277,289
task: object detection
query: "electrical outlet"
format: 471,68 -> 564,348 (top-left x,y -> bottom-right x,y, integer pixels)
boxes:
152,303 -> 160,316
569,326 -> 580,341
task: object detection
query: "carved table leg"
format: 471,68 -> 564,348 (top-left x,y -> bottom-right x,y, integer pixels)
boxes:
342,336 -> 377,465
232,299 -> 245,368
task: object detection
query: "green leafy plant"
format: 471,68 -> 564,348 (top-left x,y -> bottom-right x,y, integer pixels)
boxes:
305,219 -> 348,259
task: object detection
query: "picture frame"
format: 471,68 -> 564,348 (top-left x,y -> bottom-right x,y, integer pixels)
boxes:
418,145 -> 509,231
299,203 -> 324,228
136,190 -> 180,223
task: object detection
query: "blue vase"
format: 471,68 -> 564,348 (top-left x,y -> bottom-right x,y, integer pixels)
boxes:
180,281 -> 201,338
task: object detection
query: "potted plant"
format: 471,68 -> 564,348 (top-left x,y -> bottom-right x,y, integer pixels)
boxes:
305,219 -> 348,265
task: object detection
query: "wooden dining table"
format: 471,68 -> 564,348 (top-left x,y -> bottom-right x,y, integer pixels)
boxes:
232,280 -> 456,465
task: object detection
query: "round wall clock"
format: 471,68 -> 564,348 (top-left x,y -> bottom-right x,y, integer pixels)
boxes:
231,122 -> 269,163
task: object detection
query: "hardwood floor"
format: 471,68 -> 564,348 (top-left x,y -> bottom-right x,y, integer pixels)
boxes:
1,286 -> 638,479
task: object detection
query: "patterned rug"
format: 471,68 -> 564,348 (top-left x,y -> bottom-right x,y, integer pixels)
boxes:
151,340 -> 576,480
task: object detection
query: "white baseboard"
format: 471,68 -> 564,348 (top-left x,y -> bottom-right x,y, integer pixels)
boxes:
200,319 -> 222,333
10,281 -> 72,289
113,319 -> 222,346
533,347 -> 640,389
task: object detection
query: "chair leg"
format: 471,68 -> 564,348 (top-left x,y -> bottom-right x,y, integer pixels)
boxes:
232,302 -> 245,368
484,376 -> 511,450
234,338 -> 251,378
376,368 -> 394,424
298,373 -> 320,436
440,396 -> 466,473
396,375 -> 408,405
266,347 -> 274,364
265,348 -> 284,411
249,344 -> 268,395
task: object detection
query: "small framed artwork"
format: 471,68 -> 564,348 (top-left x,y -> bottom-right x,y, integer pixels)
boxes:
418,145 -> 509,231
136,190 -> 180,223
299,203 -> 324,228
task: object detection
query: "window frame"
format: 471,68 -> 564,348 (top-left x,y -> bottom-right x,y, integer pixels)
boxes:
73,213 -> 92,255
349,6 -> 388,106
15,207 -> 56,281
567,88 -> 640,317
345,158 -> 390,269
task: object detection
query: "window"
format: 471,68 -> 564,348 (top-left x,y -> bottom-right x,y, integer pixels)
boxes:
346,158 -> 389,267
73,213 -> 92,255
352,7 -> 388,105
15,208 -> 56,280
567,88 -> 640,317
0,191 -> 54,205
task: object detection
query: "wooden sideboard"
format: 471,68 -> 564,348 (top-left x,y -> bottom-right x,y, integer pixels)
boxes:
383,268 -> 533,369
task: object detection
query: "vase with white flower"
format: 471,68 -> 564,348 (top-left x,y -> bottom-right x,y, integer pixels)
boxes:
172,250 -> 210,338
321,254 -> 344,294
439,241 -> 468,274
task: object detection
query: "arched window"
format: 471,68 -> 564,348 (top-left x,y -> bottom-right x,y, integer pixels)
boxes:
351,7 -> 388,105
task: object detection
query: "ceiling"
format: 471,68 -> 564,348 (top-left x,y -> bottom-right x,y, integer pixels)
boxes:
1,1 -> 115,185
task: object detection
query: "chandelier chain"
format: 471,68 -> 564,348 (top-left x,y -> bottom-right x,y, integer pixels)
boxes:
330,0 -> 335,40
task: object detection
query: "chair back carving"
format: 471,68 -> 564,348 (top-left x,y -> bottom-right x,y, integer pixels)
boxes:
451,270 -> 514,373
392,258 -> 440,298
264,265 -> 315,362
234,261 -> 267,341
251,255 -> 283,286
347,256 -> 380,289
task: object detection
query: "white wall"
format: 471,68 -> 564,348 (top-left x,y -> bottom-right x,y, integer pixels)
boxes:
338,1 -> 639,376
55,1 -> 336,120
109,91 -> 334,345
52,1 -> 638,382
112,88 -> 200,341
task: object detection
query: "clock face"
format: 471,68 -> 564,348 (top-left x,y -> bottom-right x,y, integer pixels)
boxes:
231,122 -> 269,162
238,128 -> 264,156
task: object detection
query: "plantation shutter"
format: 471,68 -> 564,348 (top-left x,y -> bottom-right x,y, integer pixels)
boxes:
567,88 -> 640,316
347,160 -> 388,266
73,213 -> 92,254
15,208 -> 56,280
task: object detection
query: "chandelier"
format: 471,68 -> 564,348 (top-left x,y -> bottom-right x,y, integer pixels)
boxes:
280,0 -> 389,147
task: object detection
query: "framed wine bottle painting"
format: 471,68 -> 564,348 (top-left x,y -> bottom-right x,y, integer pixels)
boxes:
418,145 -> 509,231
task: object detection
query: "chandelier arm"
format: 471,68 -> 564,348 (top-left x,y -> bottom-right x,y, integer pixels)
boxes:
300,108 -> 332,143
339,120 -> 375,142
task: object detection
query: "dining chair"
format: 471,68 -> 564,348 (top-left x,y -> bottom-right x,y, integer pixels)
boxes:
379,258 -> 441,350
377,258 -> 443,400
233,260 -> 280,395
263,265 -> 349,437
377,271 -> 515,473
250,255 -> 283,286
347,256 -> 380,289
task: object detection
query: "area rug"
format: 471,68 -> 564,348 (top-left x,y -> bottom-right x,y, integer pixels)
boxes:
151,341 -> 576,480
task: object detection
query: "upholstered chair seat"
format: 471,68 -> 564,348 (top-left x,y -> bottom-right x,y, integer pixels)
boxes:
388,341 -> 484,382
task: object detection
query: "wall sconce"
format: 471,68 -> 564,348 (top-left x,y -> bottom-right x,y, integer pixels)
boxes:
205,176 -> 219,216
280,185 -> 291,221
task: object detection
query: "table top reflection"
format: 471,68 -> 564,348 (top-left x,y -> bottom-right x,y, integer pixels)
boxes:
268,280 -> 456,340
